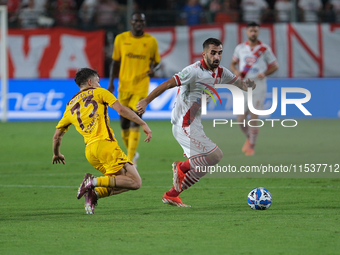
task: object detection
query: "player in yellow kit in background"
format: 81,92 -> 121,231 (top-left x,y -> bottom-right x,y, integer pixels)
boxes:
108,12 -> 161,168
52,68 -> 152,214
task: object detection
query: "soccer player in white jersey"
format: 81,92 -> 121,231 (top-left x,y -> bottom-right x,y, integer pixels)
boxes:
230,22 -> 278,156
137,38 -> 256,207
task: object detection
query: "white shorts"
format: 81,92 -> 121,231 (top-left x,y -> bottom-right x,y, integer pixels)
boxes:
243,78 -> 267,112
172,124 -> 217,159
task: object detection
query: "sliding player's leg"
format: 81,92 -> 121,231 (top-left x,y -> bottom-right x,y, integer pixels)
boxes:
84,186 -> 130,215
114,162 -> 142,190
81,167 -> 140,214
92,163 -> 140,196
78,139 -> 142,214
80,139 -> 141,197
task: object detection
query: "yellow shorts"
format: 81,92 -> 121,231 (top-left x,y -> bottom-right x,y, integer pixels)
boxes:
118,91 -> 146,112
85,139 -> 132,176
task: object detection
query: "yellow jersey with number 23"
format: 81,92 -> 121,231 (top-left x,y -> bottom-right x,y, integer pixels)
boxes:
56,87 -> 117,145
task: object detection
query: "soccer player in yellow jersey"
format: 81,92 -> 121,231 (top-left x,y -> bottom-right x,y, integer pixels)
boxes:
108,12 -> 161,167
52,68 -> 152,214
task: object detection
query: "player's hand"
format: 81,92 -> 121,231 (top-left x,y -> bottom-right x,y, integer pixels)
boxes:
256,73 -> 265,79
244,78 -> 256,91
142,123 -> 152,143
137,99 -> 147,115
108,83 -> 115,93
146,69 -> 155,78
52,154 -> 65,164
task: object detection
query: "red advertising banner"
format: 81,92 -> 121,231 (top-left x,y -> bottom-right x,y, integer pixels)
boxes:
146,23 -> 340,78
6,24 -> 340,78
8,28 -> 105,78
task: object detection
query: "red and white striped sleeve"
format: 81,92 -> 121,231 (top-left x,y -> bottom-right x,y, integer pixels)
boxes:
173,65 -> 195,86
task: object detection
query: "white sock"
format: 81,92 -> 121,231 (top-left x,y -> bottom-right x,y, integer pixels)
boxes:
92,178 -> 97,186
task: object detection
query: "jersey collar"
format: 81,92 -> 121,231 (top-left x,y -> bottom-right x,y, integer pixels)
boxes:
200,59 -> 221,78
245,40 -> 262,46
200,59 -> 209,70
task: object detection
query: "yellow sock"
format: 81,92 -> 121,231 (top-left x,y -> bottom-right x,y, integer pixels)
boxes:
128,130 -> 140,161
121,129 -> 130,149
94,187 -> 114,198
96,176 -> 116,188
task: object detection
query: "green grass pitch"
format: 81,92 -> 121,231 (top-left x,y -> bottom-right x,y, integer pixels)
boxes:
0,119 -> 339,254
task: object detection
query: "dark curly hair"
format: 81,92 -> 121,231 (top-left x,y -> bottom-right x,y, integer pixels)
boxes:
203,38 -> 222,50
74,68 -> 99,87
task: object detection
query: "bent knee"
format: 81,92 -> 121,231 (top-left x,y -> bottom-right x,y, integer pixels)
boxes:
131,178 -> 142,190
215,149 -> 223,163
210,148 -> 223,164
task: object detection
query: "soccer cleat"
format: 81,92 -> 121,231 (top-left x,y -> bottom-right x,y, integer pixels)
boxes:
172,161 -> 185,192
245,147 -> 255,156
77,173 -> 94,199
84,189 -> 98,215
242,139 -> 251,153
162,192 -> 191,207
133,152 -> 140,168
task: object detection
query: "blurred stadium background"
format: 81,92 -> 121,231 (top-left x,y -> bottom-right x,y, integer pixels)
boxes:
1,2 -> 340,254
2,0 -> 340,121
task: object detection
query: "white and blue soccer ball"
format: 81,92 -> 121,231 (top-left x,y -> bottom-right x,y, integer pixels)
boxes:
247,187 -> 272,210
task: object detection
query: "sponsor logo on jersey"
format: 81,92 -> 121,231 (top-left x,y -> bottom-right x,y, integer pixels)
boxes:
126,53 -> 146,59
179,69 -> 189,79
245,56 -> 257,64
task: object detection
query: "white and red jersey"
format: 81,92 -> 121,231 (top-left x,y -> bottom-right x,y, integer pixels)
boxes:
171,59 -> 238,128
232,41 -> 277,80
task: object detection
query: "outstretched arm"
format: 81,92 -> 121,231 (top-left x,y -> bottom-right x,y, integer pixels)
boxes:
137,77 -> 177,115
110,101 -> 152,143
52,129 -> 66,164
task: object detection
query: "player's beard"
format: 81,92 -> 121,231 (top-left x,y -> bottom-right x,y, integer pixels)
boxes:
248,35 -> 257,43
207,58 -> 220,69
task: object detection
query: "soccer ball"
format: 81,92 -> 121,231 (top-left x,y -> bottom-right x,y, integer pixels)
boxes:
247,187 -> 272,210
